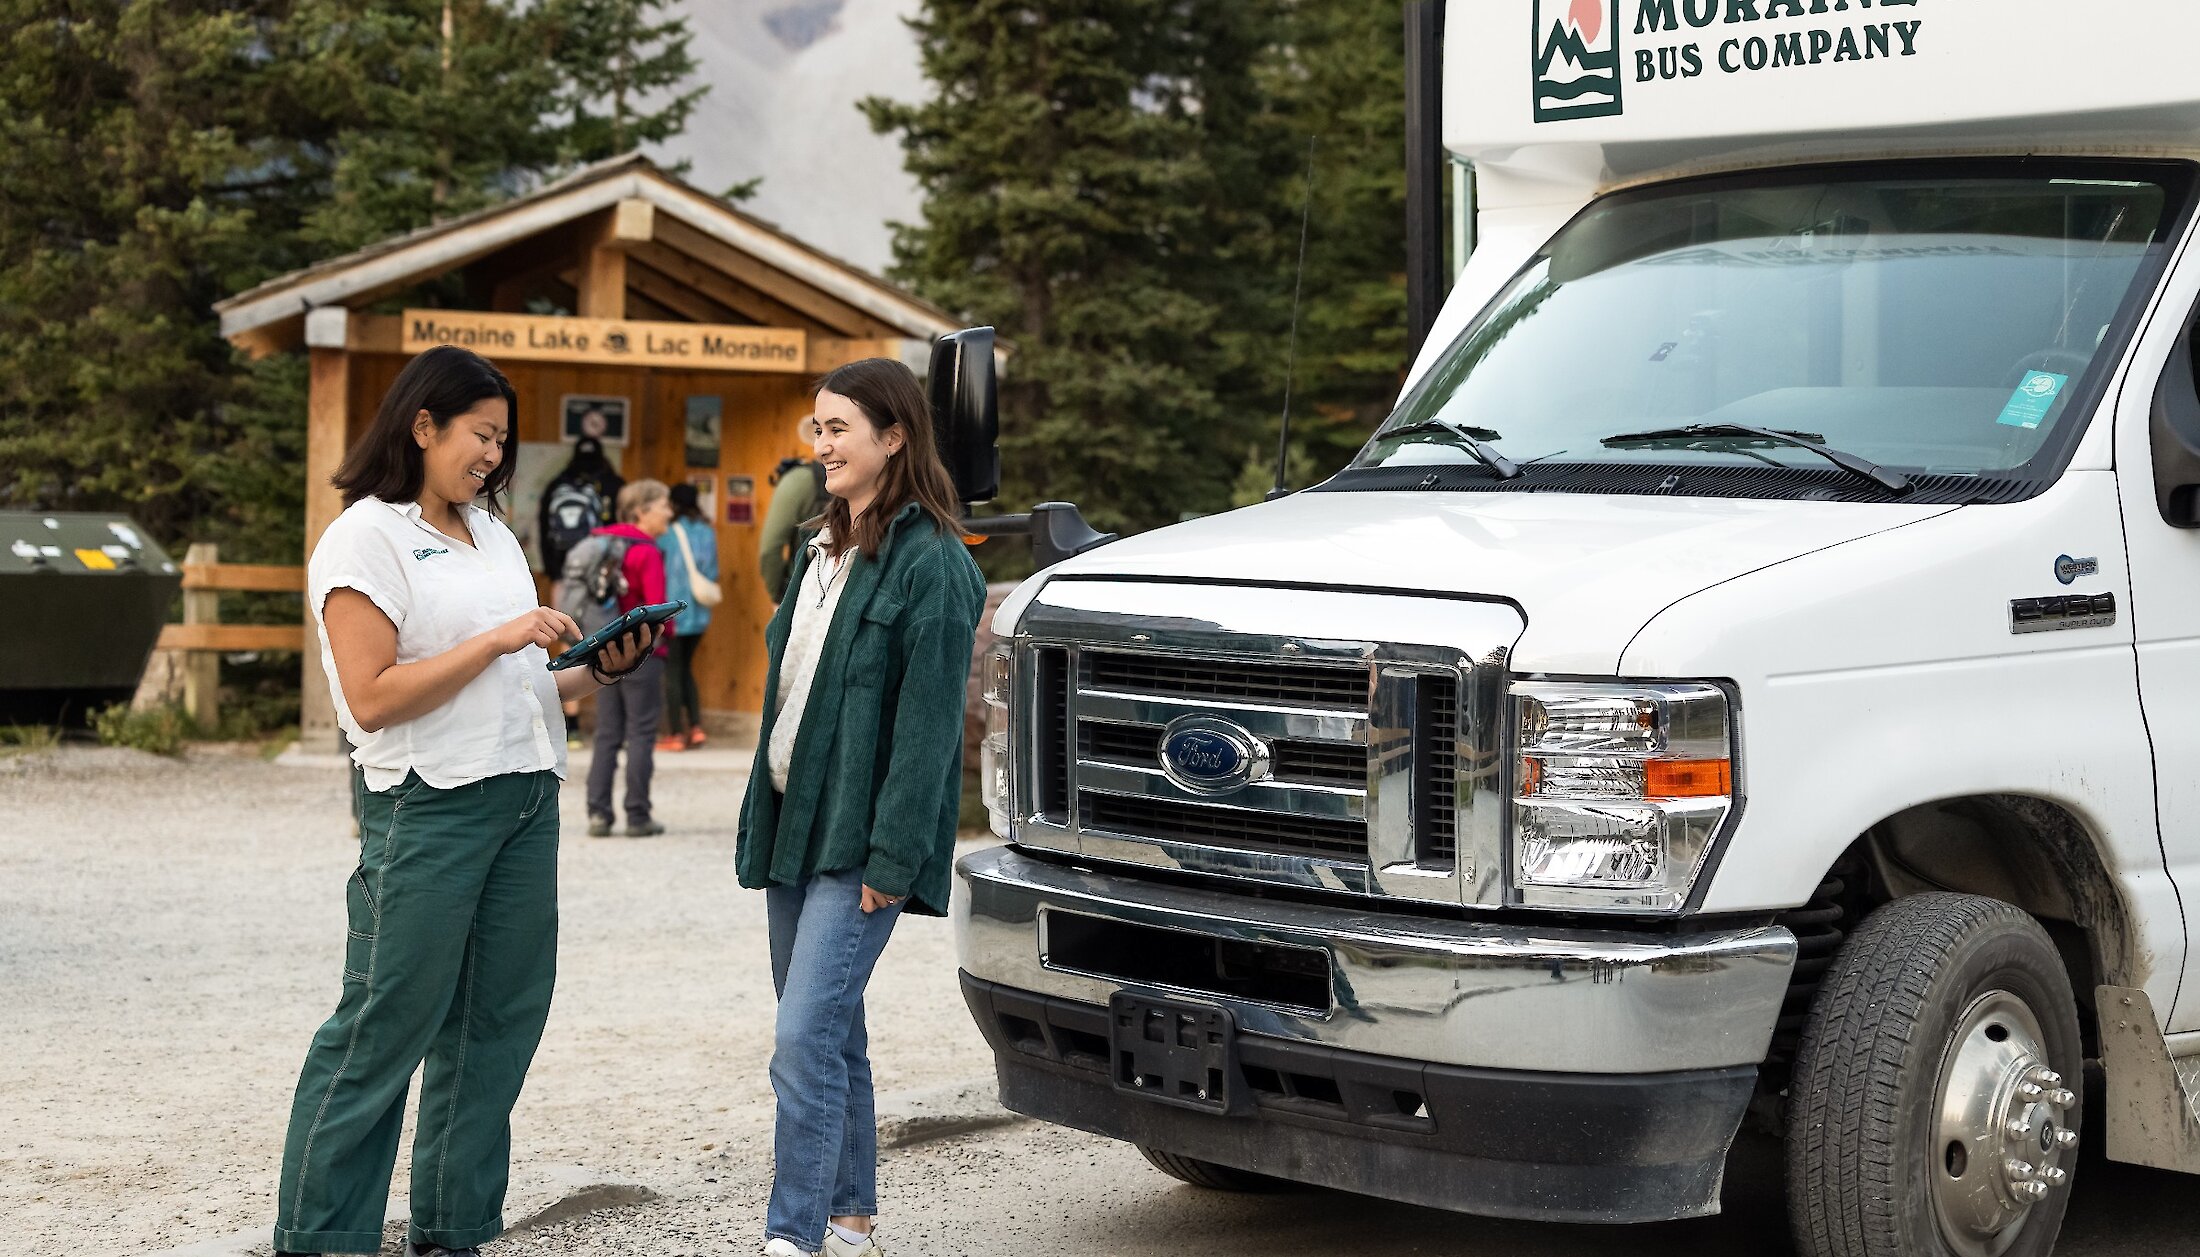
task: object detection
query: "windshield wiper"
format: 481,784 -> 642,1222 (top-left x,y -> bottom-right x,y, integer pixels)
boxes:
1381,419 -> 1522,479
1600,423 -> 1912,494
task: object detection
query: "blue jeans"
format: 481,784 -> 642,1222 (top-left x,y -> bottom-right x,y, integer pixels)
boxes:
765,867 -> 905,1251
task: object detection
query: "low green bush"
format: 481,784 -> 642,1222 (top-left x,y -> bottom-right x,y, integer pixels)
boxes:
0,724 -> 60,755
92,703 -> 190,756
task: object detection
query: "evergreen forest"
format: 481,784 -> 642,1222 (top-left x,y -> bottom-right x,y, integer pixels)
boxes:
1,0 -> 1421,568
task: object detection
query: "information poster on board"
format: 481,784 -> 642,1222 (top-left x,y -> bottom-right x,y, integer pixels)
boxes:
724,475 -> 756,526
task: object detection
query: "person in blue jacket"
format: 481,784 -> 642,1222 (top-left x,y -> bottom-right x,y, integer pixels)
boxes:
657,480 -> 718,751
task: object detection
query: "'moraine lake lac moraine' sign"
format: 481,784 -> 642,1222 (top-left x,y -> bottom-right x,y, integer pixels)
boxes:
401,309 -> 806,374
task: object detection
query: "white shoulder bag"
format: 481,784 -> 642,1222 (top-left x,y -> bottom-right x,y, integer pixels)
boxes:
671,523 -> 723,608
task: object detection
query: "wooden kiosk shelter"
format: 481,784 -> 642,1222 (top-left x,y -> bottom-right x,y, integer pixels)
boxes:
214,154 -> 965,747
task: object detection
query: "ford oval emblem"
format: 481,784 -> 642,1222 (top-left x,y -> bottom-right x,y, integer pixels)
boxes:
1157,715 -> 1271,796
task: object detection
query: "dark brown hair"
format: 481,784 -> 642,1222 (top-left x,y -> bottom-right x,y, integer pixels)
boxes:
812,357 -> 962,560
331,345 -> 520,510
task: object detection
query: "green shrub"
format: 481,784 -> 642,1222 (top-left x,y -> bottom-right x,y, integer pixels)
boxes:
92,703 -> 189,756
0,724 -> 60,755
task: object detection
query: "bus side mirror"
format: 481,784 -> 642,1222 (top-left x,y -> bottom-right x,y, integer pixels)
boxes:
929,327 -> 999,505
2152,325 -> 2200,528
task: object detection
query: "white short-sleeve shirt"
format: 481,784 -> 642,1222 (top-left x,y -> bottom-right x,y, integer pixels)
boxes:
309,497 -> 566,792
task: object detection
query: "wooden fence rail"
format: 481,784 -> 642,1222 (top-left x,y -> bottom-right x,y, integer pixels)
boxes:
153,543 -> 307,726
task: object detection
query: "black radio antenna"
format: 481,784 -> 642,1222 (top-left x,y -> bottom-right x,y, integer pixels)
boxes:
1269,134 -> 1318,501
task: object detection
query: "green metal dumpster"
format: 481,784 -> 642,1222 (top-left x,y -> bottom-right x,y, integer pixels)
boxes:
0,512 -> 182,726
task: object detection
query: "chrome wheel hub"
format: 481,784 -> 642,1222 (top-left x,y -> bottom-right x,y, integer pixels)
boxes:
1931,991 -> 2076,1257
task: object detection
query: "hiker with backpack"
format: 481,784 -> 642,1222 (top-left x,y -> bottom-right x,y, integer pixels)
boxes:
656,481 -> 720,753
540,437 -> 624,747
560,478 -> 675,837
759,450 -> 827,604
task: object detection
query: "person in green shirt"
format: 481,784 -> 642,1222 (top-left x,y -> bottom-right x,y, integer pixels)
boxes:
757,449 -> 827,603
738,358 -> 984,1257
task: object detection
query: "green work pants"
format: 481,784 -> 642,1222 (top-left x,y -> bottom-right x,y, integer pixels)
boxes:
274,769 -> 560,1254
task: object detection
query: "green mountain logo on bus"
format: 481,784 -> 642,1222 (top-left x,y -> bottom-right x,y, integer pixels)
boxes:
1535,0 -> 1624,122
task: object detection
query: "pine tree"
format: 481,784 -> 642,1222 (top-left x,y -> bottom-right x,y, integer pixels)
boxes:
1251,1 -> 1411,490
865,0 -> 1291,539
540,0 -> 705,167
0,2 -> 286,555
0,0 -> 706,562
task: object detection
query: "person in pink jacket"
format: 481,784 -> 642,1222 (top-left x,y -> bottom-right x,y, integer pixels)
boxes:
585,479 -> 675,836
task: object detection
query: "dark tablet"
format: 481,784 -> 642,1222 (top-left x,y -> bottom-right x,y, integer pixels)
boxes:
545,600 -> 685,672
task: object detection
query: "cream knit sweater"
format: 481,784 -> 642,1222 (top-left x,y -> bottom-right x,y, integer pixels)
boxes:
768,531 -> 849,793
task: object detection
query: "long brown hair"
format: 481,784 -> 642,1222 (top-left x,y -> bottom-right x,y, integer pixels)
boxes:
331,345 -> 519,510
812,358 -> 962,560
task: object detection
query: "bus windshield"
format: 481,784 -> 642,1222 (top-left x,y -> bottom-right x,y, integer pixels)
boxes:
1349,163 -> 2186,497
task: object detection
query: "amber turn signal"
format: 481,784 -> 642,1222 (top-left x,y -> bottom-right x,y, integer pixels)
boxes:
1645,758 -> 1732,799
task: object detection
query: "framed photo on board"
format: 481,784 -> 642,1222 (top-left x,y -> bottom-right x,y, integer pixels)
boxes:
561,394 -> 628,444
684,395 -> 722,467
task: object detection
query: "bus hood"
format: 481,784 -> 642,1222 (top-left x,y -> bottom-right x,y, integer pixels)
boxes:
1018,490 -> 1959,674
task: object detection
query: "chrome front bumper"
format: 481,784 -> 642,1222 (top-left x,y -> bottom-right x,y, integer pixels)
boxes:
954,845 -> 1797,1074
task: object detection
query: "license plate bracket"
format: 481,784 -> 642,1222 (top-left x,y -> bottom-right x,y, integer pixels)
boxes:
1108,991 -> 1236,1114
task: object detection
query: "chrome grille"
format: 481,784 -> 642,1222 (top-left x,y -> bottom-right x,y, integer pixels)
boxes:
1083,793 -> 1366,861
1078,719 -> 1366,788
1419,673 -> 1458,863
1070,648 -> 1374,864
1084,650 -> 1366,708
1013,579 -> 1522,905
1033,647 -> 1070,819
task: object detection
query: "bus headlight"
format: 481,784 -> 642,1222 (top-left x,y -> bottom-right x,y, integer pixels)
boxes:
980,644 -> 1013,838
1511,681 -> 1736,912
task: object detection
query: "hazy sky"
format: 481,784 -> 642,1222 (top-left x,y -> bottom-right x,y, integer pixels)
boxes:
645,0 -> 927,275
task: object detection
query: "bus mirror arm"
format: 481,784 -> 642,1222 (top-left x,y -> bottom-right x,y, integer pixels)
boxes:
963,502 -> 1117,569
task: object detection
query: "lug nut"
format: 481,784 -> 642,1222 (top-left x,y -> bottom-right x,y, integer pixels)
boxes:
2017,1082 -> 2046,1100
2004,1159 -> 2036,1181
2005,1118 -> 2034,1141
2028,1066 -> 2064,1086
2016,1180 -> 2050,1202
2041,1166 -> 2068,1186
2047,1088 -> 2076,1108
2054,1128 -> 2080,1150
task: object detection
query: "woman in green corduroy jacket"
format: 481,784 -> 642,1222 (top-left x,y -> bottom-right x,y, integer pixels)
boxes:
736,357 -> 985,1257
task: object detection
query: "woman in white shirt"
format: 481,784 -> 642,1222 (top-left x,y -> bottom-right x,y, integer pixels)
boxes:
272,346 -> 656,1257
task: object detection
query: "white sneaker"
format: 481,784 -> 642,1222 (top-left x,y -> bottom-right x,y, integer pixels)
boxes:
762,1239 -> 815,1257
823,1229 -> 886,1257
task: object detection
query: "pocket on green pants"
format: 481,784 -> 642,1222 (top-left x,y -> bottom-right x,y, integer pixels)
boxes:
342,866 -> 377,984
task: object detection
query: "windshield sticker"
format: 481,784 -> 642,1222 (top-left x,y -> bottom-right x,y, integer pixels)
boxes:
1997,372 -> 2068,430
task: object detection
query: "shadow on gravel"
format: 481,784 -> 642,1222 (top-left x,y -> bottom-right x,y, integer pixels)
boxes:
1052,1131 -> 2195,1257
503,1181 -> 662,1238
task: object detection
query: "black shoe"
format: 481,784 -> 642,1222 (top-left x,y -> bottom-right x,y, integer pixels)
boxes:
587,813 -> 613,837
406,1243 -> 482,1257
624,818 -> 665,837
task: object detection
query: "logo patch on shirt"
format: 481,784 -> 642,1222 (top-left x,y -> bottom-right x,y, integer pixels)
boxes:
412,547 -> 449,561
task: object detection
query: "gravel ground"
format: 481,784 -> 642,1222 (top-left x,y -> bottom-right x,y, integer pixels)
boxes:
9,744 -> 2198,1257
0,743 -> 993,1256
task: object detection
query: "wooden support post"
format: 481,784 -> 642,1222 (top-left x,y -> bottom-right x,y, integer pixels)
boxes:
578,243 -> 628,319
182,542 -> 221,729
300,345 -> 350,750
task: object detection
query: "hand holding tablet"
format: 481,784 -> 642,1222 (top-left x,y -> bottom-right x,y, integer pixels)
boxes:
546,600 -> 686,672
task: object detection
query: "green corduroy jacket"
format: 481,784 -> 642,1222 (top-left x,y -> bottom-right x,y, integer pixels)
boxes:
735,501 -> 986,916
